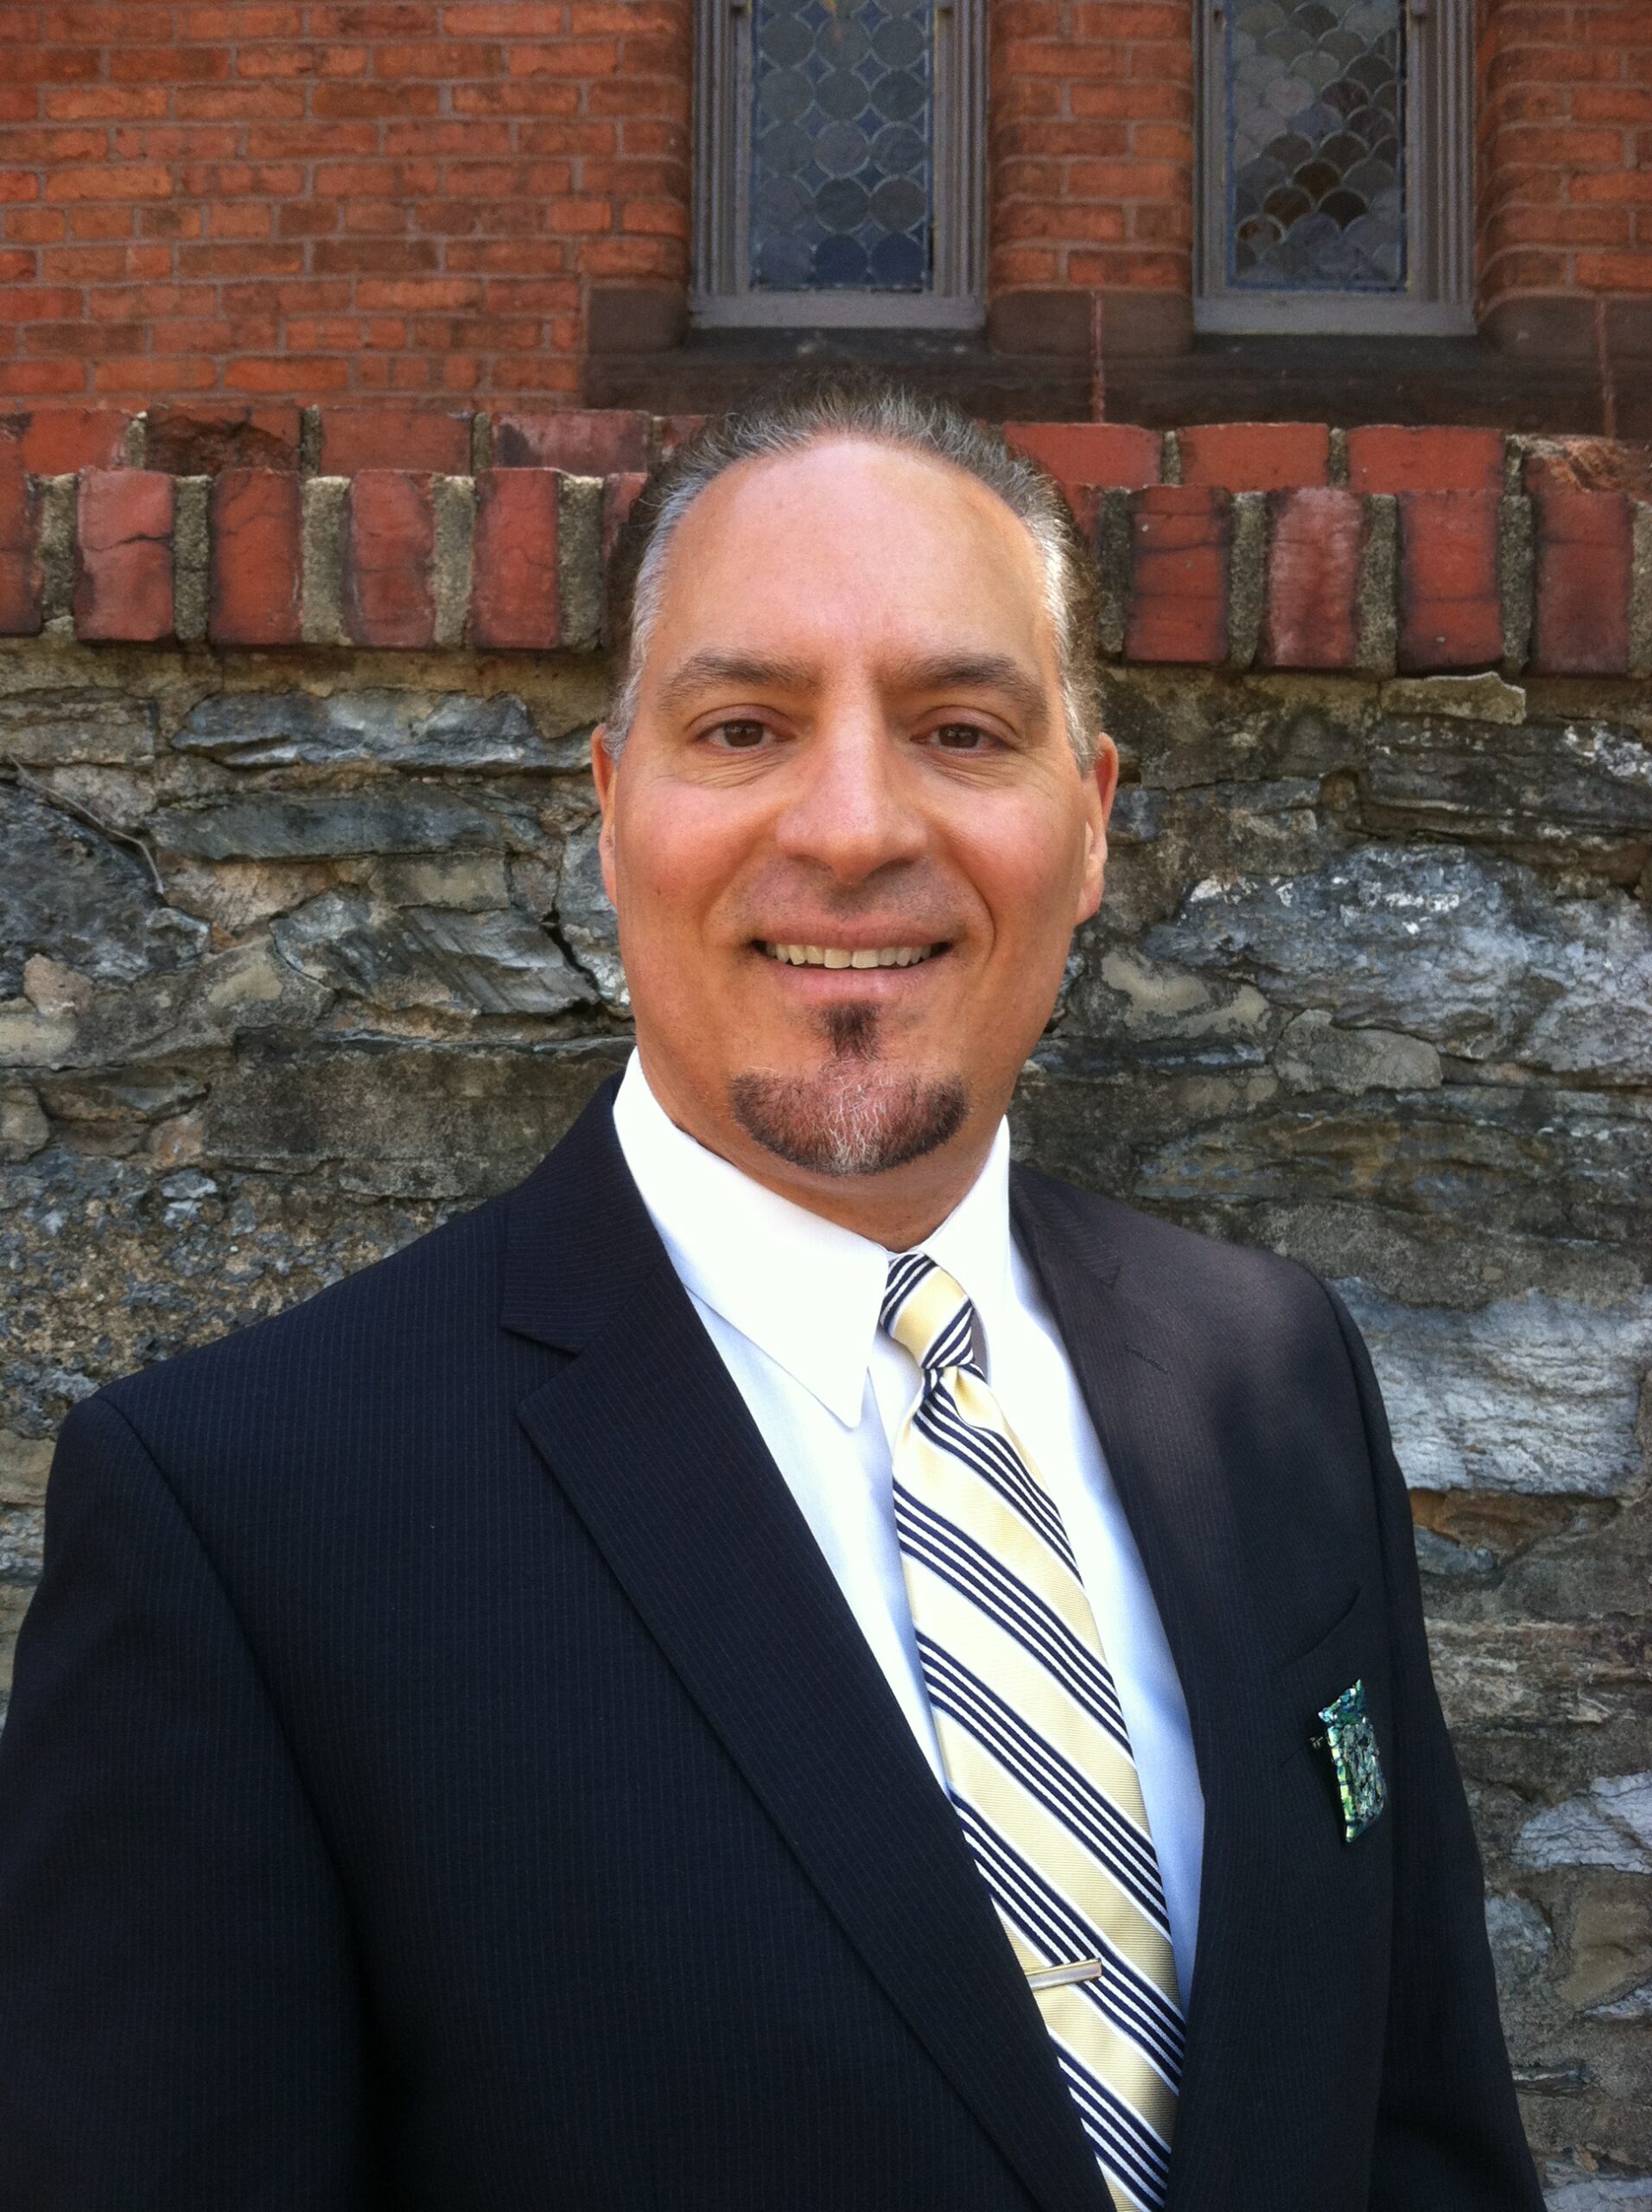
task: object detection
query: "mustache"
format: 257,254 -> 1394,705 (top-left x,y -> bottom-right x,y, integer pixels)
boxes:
736,872 -> 963,943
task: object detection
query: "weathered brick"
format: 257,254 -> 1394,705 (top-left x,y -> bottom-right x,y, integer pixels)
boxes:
10,405 -> 133,474
493,407 -> 649,474
469,466 -> 560,649
209,467 -> 302,645
0,438 -> 41,635
341,469 -> 435,647
149,403 -> 302,473
1346,426 -> 1505,495
1177,422 -> 1329,492
73,467 -> 175,640
1531,486 -> 1633,675
1002,421 -> 1162,493
320,405 -> 471,474
601,468 -> 645,564
1124,485 -> 1230,663
1522,437 -> 1652,500
1396,491 -> 1503,671
1260,487 -> 1364,670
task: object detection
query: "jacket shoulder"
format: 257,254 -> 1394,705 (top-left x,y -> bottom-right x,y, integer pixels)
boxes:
96,1179 -> 519,1444
1011,1160 -> 1335,1333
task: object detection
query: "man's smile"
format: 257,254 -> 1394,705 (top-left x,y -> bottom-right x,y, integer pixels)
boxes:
755,941 -> 948,969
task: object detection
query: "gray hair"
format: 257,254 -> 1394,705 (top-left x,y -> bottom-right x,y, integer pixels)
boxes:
603,372 -> 1103,769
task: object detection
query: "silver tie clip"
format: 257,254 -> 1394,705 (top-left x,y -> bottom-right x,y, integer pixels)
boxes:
1025,1959 -> 1108,1992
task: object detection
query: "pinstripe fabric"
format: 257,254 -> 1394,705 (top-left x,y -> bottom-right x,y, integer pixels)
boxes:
0,1081 -> 1548,2212
883,1253 -> 1184,2212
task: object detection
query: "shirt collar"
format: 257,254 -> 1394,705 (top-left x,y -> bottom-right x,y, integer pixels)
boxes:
610,1051 -> 1013,1426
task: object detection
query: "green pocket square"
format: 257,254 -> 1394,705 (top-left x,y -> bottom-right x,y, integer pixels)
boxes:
1318,1679 -> 1387,1841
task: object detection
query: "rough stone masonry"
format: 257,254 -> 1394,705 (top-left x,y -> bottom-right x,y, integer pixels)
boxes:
0,410 -> 1649,2204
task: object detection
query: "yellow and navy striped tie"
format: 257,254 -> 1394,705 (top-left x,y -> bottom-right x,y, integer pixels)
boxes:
881,1250 -> 1184,2212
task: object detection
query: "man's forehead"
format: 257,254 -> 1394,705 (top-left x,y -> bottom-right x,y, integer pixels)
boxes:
664,438 -> 1045,589
640,437 -> 1058,676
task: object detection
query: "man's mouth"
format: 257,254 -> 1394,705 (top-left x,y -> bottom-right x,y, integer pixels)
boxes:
755,942 -> 946,969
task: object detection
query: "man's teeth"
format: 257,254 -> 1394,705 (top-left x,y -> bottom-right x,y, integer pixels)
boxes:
759,944 -> 937,969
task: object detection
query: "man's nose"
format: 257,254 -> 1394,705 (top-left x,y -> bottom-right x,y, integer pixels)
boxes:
772,714 -> 927,882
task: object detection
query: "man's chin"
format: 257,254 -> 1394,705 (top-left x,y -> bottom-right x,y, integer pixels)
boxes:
728,1065 -> 969,1179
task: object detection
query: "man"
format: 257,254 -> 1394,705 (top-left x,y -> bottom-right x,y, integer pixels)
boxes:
0,378 -> 1541,2211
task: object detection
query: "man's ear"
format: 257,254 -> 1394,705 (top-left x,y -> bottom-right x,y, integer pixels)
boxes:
1074,731 -> 1118,925
590,727 -> 620,908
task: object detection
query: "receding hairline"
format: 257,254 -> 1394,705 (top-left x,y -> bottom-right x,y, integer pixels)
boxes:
630,436 -> 1066,731
602,375 -> 1106,769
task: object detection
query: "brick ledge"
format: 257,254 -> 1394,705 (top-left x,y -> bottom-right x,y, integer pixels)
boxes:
1,410 -> 1649,680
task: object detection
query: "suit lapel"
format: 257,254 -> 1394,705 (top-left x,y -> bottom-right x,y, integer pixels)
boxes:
505,1088 -> 1110,2212
1009,1166 -> 1276,2212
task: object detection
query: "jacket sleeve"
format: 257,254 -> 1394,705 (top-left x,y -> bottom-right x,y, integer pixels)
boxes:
1318,1283 -> 1546,2212
0,1391 -> 371,2209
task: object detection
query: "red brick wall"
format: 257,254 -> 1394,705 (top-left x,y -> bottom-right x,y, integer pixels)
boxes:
0,1 -> 690,404
4,3 -> 1651,404
987,0 -> 1195,359
1477,0 -> 1652,365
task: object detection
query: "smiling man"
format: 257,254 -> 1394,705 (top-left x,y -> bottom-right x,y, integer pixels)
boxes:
0,378 -> 1541,2212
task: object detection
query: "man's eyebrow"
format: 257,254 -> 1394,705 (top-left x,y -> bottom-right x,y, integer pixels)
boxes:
886,651 -> 1050,731
652,649 -> 819,716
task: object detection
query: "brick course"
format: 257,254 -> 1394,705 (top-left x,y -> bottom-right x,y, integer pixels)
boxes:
0,407 -> 1646,681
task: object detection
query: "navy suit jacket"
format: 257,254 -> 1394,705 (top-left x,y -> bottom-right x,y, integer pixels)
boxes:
0,1077 -> 1542,2211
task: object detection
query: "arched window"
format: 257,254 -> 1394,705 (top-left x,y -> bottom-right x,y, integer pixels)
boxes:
693,0 -> 985,328
1196,0 -> 1473,334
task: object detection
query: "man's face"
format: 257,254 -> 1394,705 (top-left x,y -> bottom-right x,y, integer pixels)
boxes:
592,436 -> 1117,1225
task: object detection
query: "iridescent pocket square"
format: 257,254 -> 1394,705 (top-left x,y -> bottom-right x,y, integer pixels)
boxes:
1317,1679 -> 1387,1842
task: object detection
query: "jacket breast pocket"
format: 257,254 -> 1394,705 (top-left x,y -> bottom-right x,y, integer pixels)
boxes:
1269,1581 -> 1385,1775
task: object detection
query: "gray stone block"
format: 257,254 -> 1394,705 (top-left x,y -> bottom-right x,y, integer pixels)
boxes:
150,790 -> 522,861
0,690 -> 158,766
1145,845 -> 1652,1079
205,1039 -> 627,1198
2,783 -> 206,999
171,688 -> 591,772
1335,1281 -> 1652,1496
272,892 -> 596,1017
1515,1774 -> 1652,1874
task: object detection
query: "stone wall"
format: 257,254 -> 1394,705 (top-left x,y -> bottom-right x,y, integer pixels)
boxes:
2,421 -> 1649,2200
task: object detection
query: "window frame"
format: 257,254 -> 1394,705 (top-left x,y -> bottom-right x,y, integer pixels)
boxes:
690,0 -> 986,330
1193,0 -> 1475,336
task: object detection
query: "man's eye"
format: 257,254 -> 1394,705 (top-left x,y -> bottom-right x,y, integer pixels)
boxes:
707,719 -> 769,749
929,722 -> 995,752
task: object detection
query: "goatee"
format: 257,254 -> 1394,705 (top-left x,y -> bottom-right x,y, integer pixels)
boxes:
728,1006 -> 968,1178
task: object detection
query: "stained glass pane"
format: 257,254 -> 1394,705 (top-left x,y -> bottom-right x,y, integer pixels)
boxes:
750,0 -> 934,291
1225,0 -> 1407,292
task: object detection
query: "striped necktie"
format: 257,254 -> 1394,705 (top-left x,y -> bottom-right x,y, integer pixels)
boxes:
880,1250 -> 1184,2212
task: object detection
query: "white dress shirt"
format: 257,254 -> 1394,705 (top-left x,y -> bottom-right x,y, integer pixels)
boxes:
611,1052 -> 1204,1999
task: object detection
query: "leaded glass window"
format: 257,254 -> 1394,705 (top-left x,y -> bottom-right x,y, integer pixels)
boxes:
694,0 -> 983,328
1228,0 -> 1406,292
750,0 -> 933,293
1197,0 -> 1471,334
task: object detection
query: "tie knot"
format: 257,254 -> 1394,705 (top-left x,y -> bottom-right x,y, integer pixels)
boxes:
880,1252 -> 980,1377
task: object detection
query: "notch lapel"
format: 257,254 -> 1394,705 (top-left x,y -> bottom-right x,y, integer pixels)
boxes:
1009,1166 -> 1277,2212
505,1089 -> 1110,2212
